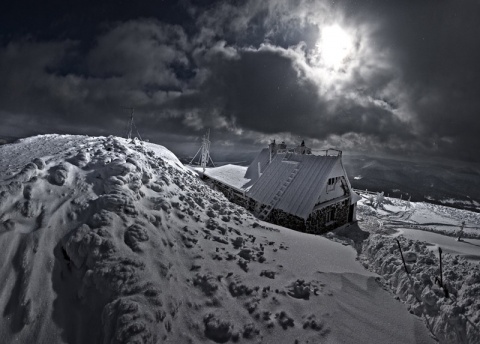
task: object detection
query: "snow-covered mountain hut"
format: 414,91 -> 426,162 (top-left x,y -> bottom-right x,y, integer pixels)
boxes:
202,141 -> 361,234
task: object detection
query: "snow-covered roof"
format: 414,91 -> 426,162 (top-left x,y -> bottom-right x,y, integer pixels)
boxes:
247,153 -> 341,219
244,148 -> 270,181
203,164 -> 250,192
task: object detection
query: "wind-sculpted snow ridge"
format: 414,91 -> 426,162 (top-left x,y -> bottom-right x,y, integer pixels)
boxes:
0,135 -> 436,344
362,235 -> 480,344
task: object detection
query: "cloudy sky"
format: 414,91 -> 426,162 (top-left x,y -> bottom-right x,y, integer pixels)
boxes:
1,0 -> 479,163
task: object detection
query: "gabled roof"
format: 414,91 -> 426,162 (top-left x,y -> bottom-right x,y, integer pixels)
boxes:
246,153 -> 341,219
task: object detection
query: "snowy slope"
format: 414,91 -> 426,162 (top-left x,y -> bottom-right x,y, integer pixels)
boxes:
0,135 -> 435,344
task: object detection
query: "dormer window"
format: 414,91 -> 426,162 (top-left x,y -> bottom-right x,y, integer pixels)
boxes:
327,177 -> 337,191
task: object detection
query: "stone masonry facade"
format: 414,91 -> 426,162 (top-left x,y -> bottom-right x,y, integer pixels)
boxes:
305,200 -> 350,234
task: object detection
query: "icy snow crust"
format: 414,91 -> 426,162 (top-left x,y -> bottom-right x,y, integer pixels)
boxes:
0,135 -> 435,343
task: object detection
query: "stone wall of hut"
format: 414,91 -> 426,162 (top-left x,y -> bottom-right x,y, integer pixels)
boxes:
208,179 -> 255,211
267,208 -> 306,232
305,200 -> 350,234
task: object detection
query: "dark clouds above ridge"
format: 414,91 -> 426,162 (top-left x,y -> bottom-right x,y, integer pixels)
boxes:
0,0 -> 479,163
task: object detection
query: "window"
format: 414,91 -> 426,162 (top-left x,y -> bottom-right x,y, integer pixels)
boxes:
326,208 -> 335,223
327,177 -> 337,191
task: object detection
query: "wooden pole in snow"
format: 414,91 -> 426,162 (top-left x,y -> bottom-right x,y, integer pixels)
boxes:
395,239 -> 410,276
437,247 -> 449,298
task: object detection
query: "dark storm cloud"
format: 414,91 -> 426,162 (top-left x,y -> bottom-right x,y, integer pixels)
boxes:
0,20 -> 192,139
337,0 -> 480,161
87,20 -> 189,87
185,0 -> 480,161
173,45 -> 413,144
0,0 -> 479,162
0,39 -> 79,129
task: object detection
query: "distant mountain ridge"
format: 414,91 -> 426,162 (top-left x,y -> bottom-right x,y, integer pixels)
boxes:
343,154 -> 480,212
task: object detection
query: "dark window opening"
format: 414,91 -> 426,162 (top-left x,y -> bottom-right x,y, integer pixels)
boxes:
327,177 -> 338,192
326,208 -> 335,222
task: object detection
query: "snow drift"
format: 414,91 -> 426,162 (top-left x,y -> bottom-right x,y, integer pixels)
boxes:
0,135 -> 434,343
362,235 -> 480,344
351,194 -> 480,343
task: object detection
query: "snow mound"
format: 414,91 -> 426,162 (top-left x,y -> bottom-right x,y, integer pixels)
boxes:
362,235 -> 480,344
0,134 -> 435,344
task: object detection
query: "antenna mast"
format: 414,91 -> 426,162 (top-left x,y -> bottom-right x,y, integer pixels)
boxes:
200,129 -> 211,172
189,129 -> 215,172
123,107 -> 142,141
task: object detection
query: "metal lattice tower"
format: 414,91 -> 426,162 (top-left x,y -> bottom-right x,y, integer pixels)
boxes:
123,107 -> 142,141
200,129 -> 211,170
190,129 -> 215,172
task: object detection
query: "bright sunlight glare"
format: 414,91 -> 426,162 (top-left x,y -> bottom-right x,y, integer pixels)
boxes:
315,25 -> 354,70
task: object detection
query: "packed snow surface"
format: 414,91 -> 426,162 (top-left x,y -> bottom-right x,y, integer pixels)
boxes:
0,135 -> 436,343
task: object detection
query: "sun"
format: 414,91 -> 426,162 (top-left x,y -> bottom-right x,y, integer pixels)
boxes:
314,25 -> 354,70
